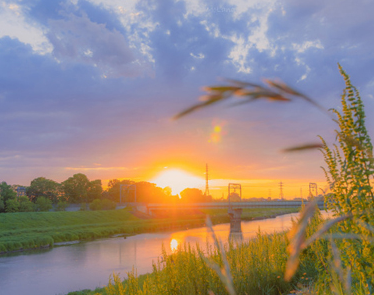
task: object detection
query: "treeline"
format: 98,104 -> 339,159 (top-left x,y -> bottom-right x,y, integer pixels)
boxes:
0,173 -> 213,213
103,179 -> 212,204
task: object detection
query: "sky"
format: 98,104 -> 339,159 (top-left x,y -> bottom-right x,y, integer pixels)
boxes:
0,0 -> 374,199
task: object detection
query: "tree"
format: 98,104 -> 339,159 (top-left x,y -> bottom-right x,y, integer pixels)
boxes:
180,188 -> 211,203
106,179 -> 135,202
19,196 -> 34,212
35,196 -> 52,212
0,181 -> 17,212
26,177 -> 61,203
62,173 -> 89,203
134,181 -> 178,203
87,179 -> 103,202
56,200 -> 68,211
62,174 -> 103,203
163,186 -> 172,197
5,199 -> 19,213
0,196 -> 4,212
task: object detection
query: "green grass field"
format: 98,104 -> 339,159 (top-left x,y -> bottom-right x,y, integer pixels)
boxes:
0,207 -> 299,254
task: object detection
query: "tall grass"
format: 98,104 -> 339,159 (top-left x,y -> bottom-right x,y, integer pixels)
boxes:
71,234 -> 318,295
69,211 -> 324,295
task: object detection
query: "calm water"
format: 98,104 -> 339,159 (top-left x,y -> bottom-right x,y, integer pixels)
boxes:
0,212 -> 328,295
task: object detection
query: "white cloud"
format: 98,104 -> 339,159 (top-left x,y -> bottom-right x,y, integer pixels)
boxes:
292,40 -> 324,53
228,35 -> 251,73
190,52 -> 205,59
86,0 -> 156,68
299,65 -> 311,81
47,13 -> 149,77
225,0 -> 278,73
0,1 -> 52,54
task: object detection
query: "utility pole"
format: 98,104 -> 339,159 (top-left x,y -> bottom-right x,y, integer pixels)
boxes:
279,181 -> 284,200
204,163 -> 210,196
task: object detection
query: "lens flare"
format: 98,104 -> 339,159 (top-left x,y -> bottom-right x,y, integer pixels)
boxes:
208,121 -> 227,143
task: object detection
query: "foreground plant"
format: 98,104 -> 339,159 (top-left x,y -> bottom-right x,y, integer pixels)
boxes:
174,65 -> 374,294
96,229 -> 311,295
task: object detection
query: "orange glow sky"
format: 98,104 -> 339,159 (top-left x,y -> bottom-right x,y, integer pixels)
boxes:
1,0 -> 373,199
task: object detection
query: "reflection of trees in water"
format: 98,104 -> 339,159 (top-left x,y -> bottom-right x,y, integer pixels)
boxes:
119,239 -> 137,271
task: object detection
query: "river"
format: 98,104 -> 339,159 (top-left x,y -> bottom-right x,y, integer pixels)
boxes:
0,211 -> 328,295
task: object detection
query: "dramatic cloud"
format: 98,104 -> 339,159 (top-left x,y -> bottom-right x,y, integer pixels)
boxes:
0,0 -> 373,198
47,13 -> 143,77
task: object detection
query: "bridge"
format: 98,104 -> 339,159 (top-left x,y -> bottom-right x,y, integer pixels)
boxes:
126,200 -> 325,235
134,200 -> 325,216
124,182 -> 325,235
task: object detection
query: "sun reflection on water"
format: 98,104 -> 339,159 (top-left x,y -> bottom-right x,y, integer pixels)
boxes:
170,238 -> 179,252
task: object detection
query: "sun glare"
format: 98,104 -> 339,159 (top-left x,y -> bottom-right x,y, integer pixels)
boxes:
150,169 -> 205,195
170,238 -> 179,252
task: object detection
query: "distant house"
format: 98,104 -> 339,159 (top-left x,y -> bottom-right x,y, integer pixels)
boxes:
11,185 -> 26,197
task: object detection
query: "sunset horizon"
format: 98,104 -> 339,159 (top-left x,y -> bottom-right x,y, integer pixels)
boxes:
1,1 -> 373,294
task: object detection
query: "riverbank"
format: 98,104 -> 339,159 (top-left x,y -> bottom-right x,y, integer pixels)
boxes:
0,207 -> 299,255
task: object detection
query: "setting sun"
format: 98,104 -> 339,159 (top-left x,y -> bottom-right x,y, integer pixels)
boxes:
150,169 -> 205,195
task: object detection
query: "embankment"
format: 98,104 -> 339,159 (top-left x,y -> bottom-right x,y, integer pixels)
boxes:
0,207 -> 299,254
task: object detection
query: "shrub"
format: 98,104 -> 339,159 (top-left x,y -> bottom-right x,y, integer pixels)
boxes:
0,196 -> 4,212
19,196 -> 34,212
56,200 -> 68,211
89,199 -> 116,211
35,197 -> 52,212
89,199 -> 102,210
5,199 -> 19,213
318,66 -> 374,290
101,199 -> 116,210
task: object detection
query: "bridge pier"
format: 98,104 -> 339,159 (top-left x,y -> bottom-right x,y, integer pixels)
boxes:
228,208 -> 242,233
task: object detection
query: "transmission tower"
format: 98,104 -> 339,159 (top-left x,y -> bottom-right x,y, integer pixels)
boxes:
309,183 -> 317,200
279,181 -> 284,200
204,163 -> 210,196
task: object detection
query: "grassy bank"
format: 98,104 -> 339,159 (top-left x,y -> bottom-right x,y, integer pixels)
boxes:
0,207 -> 298,254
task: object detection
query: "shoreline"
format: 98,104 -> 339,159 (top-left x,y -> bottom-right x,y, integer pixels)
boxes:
0,209 -> 299,256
